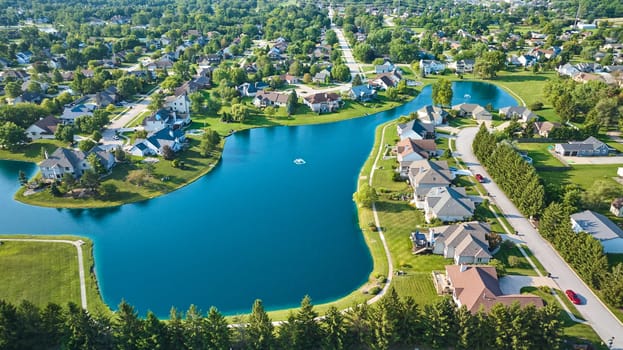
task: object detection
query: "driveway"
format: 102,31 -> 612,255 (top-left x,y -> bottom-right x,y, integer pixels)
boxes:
562,156 -> 623,165
499,275 -> 557,295
456,126 -> 623,349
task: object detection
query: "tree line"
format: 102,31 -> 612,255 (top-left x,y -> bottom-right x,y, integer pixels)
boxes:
0,288 -> 565,350
539,202 -> 623,307
473,124 -> 545,217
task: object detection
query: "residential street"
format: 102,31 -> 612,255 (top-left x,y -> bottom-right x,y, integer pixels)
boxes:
456,126 -> 623,349
329,7 -> 364,81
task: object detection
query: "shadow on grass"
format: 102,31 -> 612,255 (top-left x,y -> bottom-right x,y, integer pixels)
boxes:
376,200 -> 415,214
494,74 -> 550,83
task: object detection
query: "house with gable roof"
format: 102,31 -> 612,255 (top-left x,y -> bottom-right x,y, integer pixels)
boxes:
424,187 -> 475,223
396,119 -> 435,140
554,136 -> 610,157
498,106 -> 537,123
25,116 -> 60,140
444,265 -> 544,314
452,103 -> 492,121
39,146 -> 115,180
407,159 -> 455,207
253,90 -> 290,108
303,93 -> 341,113
429,221 -> 493,264
129,127 -> 187,157
395,138 -> 437,177
571,210 -> 623,253
349,85 -> 376,102
417,105 -> 447,125
59,104 -> 95,125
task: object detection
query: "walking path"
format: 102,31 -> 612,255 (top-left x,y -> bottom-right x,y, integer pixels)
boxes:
0,238 -> 87,310
366,122 -> 394,304
455,127 -> 623,349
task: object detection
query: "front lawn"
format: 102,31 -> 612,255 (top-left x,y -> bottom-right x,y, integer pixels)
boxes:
538,164 -> 621,192
0,139 -> 67,162
494,242 -> 538,276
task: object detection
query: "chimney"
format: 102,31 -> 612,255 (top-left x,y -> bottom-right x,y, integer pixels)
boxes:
459,264 -> 467,272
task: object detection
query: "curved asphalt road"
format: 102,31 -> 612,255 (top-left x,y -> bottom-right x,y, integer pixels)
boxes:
456,126 -> 623,349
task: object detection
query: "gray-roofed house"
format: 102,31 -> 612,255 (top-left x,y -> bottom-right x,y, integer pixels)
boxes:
130,127 -> 187,157
396,119 -> 436,140
571,210 -> 623,253
25,116 -> 60,140
95,86 -> 119,107
312,69 -> 331,83
452,103 -> 492,121
253,90 -> 290,108
424,187 -> 475,223
396,138 -> 438,177
417,105 -> 447,125
407,159 -> 455,208
375,61 -> 395,74
349,85 -> 376,102
498,106 -> 537,123
429,221 -> 493,264
554,136 -> 609,157
39,146 -> 115,180
59,104 -> 95,125
39,148 -> 88,180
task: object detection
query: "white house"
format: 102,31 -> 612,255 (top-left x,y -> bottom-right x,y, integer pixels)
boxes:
417,105 -> 447,125
452,103 -> 492,121
129,127 -> 187,157
39,146 -> 115,180
25,116 -> 60,140
303,93 -> 341,114
571,210 -> 623,253
419,59 -> 446,75
165,92 -> 191,117
498,106 -> 537,123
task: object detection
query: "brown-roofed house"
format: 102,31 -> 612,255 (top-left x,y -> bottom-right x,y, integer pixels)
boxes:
303,92 -> 341,113
25,116 -> 60,140
253,90 -> 290,108
445,264 -> 544,314
533,121 -> 561,138
396,138 -> 437,177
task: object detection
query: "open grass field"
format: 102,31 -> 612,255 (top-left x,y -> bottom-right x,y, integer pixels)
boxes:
0,236 -> 110,316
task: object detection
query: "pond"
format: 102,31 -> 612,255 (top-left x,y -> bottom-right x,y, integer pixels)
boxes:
0,81 -> 516,317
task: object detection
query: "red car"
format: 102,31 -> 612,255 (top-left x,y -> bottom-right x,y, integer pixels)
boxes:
565,289 -> 581,305
475,173 -> 485,183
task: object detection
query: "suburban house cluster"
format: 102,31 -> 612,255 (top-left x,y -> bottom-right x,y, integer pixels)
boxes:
394,103 -> 544,313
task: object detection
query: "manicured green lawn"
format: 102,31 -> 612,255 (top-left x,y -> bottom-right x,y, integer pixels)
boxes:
0,139 -> 67,162
16,138 -> 223,208
516,142 -> 565,167
191,94 -> 412,137
494,243 -> 538,276
0,236 -> 110,316
538,164 -> 621,192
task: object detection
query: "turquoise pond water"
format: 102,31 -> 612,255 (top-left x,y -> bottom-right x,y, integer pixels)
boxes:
0,82 -> 516,317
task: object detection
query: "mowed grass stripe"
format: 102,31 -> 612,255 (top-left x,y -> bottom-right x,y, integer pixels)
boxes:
0,241 -> 81,307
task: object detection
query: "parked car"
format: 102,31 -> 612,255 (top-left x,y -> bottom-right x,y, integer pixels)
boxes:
565,289 -> 581,305
475,173 -> 484,183
449,166 -> 457,172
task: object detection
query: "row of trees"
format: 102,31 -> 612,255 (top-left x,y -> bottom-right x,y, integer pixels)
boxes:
473,124 -> 545,217
0,289 -> 564,350
539,202 -> 623,307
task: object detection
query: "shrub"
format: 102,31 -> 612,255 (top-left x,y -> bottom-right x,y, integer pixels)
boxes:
368,286 -> 382,295
529,102 -> 544,111
508,255 -> 521,268
538,286 -> 551,294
